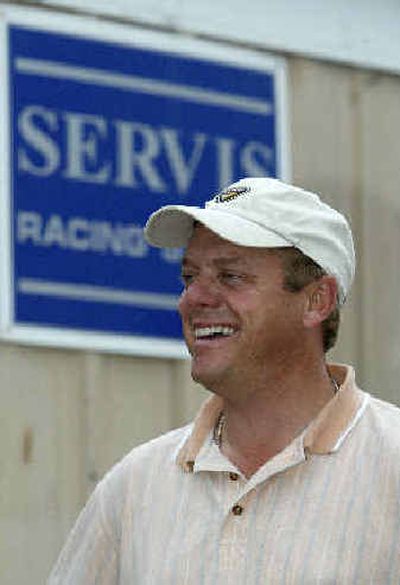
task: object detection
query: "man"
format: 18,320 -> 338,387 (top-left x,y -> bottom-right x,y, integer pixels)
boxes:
48,178 -> 400,584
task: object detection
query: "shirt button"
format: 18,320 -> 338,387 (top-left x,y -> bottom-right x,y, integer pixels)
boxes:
232,504 -> 244,516
229,472 -> 239,481
186,460 -> 195,472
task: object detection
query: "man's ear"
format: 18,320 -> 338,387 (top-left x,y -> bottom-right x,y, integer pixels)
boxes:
303,276 -> 338,329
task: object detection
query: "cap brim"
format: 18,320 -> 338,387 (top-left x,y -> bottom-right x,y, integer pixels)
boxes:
145,205 -> 291,249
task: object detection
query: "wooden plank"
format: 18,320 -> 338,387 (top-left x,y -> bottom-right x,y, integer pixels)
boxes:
358,71 -> 400,403
82,353 -> 178,485
0,344 -> 85,584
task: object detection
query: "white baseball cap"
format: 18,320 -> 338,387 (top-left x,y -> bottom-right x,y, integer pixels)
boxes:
145,177 -> 356,305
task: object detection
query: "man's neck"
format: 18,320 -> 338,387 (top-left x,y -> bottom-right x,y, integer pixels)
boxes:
215,358 -> 336,478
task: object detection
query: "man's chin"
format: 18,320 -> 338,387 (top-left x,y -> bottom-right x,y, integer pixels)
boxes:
190,365 -> 208,386
190,360 -> 227,391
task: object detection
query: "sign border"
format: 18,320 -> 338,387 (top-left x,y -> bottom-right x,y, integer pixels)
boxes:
0,4 -> 290,358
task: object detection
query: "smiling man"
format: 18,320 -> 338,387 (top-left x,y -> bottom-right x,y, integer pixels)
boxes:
48,178 -> 400,584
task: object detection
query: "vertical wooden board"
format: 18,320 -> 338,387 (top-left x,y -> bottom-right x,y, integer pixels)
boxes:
0,344 -> 85,585
171,359 -> 210,425
358,72 -> 400,403
289,57 -> 362,369
82,353 -> 178,485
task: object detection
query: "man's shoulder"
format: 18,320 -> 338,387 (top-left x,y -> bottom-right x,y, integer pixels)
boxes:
363,392 -> 400,447
366,392 -> 400,419
124,423 -> 193,467
100,423 -> 193,491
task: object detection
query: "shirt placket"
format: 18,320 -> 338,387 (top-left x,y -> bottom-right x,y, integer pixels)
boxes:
192,432 -> 308,584
216,439 -> 308,584
218,472 -> 251,584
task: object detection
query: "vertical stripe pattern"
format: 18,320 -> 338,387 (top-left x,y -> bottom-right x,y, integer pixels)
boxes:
48,365 -> 400,584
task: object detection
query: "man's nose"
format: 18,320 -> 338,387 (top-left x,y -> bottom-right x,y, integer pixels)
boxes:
179,277 -> 221,309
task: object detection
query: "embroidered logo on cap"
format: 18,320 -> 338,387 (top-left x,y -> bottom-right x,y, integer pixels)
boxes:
212,185 -> 250,204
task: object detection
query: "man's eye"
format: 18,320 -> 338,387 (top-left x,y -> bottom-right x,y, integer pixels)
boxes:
181,273 -> 194,287
220,272 -> 242,283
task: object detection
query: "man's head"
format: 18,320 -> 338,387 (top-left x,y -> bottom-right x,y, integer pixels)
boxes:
145,178 -> 355,384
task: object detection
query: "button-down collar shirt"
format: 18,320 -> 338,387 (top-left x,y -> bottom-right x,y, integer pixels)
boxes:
48,364 -> 400,584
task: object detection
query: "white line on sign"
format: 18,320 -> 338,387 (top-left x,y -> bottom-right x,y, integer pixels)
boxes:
15,57 -> 272,116
18,278 -> 180,310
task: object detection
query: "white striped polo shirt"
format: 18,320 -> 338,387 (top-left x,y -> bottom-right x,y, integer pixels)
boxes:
48,364 -> 400,584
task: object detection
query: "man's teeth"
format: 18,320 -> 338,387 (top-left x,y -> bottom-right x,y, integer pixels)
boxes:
194,325 -> 235,339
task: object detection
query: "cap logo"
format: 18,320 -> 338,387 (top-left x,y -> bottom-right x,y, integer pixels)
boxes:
212,185 -> 250,203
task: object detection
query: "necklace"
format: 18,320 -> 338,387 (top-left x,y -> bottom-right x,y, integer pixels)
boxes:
213,377 -> 340,449
213,411 -> 226,448
329,374 -> 340,395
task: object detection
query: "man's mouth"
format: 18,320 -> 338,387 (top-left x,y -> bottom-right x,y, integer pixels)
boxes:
193,325 -> 236,340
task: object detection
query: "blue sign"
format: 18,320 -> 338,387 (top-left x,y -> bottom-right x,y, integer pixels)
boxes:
6,19 -> 288,354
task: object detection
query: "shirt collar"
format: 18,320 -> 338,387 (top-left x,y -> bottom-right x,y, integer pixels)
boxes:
176,364 -> 367,472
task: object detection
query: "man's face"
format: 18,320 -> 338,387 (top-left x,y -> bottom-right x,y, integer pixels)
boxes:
178,226 -> 305,392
